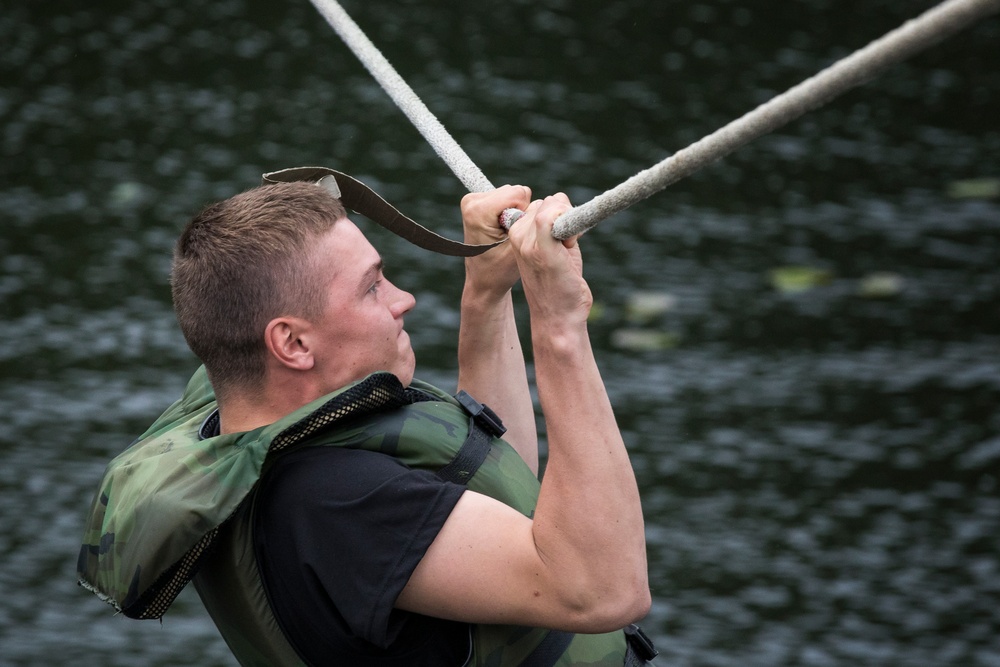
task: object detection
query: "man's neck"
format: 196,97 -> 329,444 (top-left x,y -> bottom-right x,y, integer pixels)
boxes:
216,396 -> 288,435
217,376 -> 322,435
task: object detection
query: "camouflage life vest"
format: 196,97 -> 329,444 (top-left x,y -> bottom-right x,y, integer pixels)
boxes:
78,366 -> 629,666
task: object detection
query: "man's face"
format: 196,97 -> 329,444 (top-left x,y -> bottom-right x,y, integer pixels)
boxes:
308,219 -> 417,390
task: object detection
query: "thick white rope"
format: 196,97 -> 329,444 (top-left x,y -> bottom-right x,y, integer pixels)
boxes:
309,0 -> 999,239
554,0 -> 1000,239
307,0 -> 495,194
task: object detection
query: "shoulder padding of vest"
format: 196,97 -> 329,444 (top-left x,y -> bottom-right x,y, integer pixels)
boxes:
77,368 -> 414,619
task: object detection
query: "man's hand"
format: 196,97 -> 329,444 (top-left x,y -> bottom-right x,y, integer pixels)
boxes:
460,185 -> 531,301
506,193 -> 592,329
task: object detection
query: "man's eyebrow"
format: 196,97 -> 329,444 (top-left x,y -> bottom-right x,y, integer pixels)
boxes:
358,257 -> 384,292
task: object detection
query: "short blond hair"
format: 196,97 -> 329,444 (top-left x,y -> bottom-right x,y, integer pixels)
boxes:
171,182 -> 347,398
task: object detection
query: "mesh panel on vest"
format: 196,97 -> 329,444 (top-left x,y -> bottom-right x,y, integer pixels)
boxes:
133,527 -> 218,619
270,374 -> 409,454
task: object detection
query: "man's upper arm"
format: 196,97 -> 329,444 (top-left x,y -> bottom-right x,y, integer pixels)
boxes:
395,489 -> 589,632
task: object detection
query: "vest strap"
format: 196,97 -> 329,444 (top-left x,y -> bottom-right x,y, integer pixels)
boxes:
520,629 -> 575,667
436,391 -> 505,484
455,390 -> 506,437
624,624 -> 659,663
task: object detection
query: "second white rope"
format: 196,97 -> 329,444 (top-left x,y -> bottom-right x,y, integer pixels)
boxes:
552,0 -> 1000,239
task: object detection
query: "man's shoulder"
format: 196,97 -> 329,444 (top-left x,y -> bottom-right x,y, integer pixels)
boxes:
271,444 -> 408,477
258,441 -> 462,521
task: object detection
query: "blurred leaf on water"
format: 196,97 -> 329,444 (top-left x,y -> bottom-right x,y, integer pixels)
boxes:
946,177 -> 1000,200
625,291 -> 678,323
769,266 -> 833,294
857,271 -> 905,299
610,328 -> 681,351
588,300 -> 606,322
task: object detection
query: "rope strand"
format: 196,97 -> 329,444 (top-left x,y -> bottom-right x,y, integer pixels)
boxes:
307,0 -> 495,193
552,0 -> 1000,239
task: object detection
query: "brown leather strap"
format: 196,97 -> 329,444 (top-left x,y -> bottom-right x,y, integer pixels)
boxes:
262,166 -> 503,257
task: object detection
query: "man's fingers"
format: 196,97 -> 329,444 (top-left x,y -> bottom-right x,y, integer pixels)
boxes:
530,196 -> 573,243
499,208 -> 524,230
465,185 -> 533,233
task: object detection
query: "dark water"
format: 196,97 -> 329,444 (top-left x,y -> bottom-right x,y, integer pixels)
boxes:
2,0 -> 999,665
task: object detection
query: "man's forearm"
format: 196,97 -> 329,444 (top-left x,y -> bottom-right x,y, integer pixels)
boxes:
530,320 -> 649,618
457,285 -> 539,473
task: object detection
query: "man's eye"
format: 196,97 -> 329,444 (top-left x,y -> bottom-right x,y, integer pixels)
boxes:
368,280 -> 382,294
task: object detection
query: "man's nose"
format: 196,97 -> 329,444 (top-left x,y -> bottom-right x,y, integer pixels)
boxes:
389,281 -> 416,316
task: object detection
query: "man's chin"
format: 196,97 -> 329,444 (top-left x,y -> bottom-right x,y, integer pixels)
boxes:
394,351 -> 416,387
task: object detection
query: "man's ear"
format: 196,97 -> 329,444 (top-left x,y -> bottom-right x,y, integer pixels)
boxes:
264,317 -> 315,371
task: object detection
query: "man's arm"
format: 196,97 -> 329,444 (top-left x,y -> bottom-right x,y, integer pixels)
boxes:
456,186 -> 539,473
397,195 -> 650,632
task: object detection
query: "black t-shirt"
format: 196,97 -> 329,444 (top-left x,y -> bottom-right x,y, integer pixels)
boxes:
253,446 -> 470,666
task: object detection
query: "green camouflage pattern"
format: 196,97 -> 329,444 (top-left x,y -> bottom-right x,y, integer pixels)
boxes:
475,624 -> 628,666
78,365 -> 628,665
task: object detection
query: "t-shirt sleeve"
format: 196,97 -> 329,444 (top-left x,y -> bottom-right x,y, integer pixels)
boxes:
254,446 -> 466,649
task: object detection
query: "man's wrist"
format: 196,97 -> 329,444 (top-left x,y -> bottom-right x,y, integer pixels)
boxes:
531,320 -> 590,359
461,282 -> 513,317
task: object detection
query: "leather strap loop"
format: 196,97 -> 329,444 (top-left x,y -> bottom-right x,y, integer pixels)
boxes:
262,166 -> 504,257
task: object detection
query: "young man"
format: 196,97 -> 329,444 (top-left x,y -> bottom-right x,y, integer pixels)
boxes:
79,175 -> 653,665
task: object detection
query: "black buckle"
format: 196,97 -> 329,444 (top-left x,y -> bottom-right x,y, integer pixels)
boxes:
624,624 -> 658,661
455,391 -> 506,437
